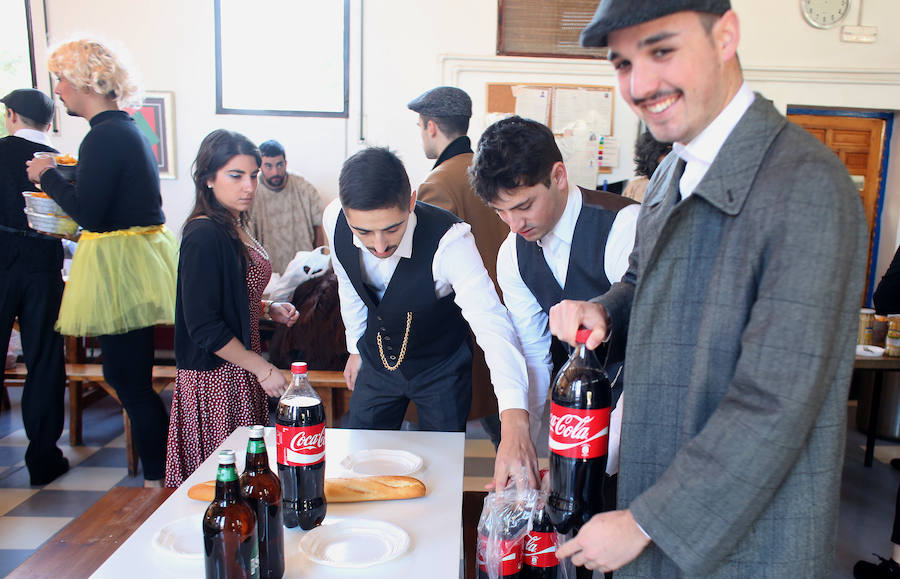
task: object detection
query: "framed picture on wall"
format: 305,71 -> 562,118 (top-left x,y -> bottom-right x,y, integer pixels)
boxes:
125,91 -> 176,179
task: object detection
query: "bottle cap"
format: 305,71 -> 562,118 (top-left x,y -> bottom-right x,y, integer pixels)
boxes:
291,361 -> 308,374
217,449 -> 236,464
575,328 -> 592,344
248,425 -> 264,439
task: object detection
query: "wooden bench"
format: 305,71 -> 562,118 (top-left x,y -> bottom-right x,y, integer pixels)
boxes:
3,363 -> 350,476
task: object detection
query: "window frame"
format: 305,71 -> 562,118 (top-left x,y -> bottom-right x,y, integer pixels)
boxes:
213,0 -> 350,118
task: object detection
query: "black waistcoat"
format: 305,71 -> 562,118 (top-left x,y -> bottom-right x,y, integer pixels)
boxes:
333,202 -> 469,379
517,188 -> 637,373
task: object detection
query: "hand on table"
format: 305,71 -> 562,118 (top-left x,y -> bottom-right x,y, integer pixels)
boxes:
269,302 -> 299,327
489,409 -> 539,491
26,156 -> 56,184
343,354 -> 362,391
556,509 -> 651,573
548,300 -> 610,350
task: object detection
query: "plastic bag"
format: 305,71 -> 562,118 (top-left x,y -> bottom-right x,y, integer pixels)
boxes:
477,480 -> 536,578
475,470 -> 580,579
263,246 -> 331,301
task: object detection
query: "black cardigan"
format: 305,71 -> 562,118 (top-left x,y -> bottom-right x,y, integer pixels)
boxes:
175,218 -> 252,371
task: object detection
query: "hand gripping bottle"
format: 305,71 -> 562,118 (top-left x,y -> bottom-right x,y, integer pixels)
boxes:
276,362 -> 326,530
240,425 -> 284,578
203,450 -> 260,579
546,328 -> 611,536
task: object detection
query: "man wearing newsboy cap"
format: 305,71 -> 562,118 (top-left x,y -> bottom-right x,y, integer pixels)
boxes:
1,88 -> 71,486
551,1 -> 866,576
407,87 -> 514,454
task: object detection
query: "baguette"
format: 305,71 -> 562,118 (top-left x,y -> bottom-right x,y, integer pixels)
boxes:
325,475 -> 426,503
187,475 -> 426,503
187,480 -> 216,502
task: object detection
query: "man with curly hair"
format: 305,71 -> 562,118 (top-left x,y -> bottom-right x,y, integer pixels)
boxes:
27,39 -> 177,487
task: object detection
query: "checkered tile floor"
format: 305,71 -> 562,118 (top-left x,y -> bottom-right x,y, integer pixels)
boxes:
0,386 -> 154,575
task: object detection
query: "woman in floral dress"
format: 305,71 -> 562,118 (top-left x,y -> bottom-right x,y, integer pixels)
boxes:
165,129 -> 299,487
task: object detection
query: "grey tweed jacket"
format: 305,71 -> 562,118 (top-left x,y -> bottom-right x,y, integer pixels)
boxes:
597,95 -> 867,577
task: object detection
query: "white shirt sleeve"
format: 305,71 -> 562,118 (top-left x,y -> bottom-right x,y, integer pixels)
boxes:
495,233 -> 554,419
604,203 -> 640,284
433,223 -> 529,413
323,199 -> 367,355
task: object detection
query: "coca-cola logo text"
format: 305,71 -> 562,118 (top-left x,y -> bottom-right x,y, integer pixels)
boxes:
549,414 -> 594,441
289,430 -> 324,453
549,403 -> 609,459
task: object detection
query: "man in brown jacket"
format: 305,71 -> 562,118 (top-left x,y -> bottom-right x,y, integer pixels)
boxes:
408,86 -> 509,443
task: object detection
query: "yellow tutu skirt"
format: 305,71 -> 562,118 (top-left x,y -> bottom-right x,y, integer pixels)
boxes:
57,225 -> 178,337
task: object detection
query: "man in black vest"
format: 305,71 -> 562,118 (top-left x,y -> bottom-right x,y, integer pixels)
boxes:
469,116 -> 638,456
0,88 -> 70,485
324,147 -> 539,488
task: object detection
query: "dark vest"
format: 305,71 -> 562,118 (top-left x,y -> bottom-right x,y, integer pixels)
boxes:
517,188 -> 637,375
333,202 -> 469,379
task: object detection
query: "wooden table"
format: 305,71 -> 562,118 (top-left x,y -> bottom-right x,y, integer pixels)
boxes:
855,354 -> 900,467
8,487 -> 174,578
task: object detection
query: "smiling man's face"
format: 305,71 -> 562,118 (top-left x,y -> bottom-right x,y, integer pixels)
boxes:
608,11 -> 738,144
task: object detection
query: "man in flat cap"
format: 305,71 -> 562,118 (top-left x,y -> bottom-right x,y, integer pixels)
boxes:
408,86 -> 514,449
551,1 -> 866,576
0,88 -> 70,485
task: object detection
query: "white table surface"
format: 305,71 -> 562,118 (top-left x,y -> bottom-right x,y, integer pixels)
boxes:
91,427 -> 465,578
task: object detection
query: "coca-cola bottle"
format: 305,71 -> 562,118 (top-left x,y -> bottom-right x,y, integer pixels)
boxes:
276,361 -> 326,530
547,328 -> 611,536
203,450 -> 260,579
521,503 -> 558,579
477,519 -> 523,579
240,425 -> 284,578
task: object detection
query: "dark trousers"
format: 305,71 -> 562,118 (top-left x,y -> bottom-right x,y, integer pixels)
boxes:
0,267 -> 67,478
97,327 -> 169,479
349,340 -> 473,432
893,481 -> 900,545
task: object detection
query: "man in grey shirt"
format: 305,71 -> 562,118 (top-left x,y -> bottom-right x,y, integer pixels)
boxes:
250,139 -> 325,274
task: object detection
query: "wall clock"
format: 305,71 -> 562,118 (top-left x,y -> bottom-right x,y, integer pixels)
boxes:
800,0 -> 850,29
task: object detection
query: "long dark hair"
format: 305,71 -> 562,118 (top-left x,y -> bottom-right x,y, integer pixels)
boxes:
188,129 -> 261,261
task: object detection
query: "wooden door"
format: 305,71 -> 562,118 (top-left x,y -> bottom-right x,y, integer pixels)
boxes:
787,114 -> 886,298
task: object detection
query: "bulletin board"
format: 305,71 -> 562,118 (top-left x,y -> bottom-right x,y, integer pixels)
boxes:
486,83 -> 618,186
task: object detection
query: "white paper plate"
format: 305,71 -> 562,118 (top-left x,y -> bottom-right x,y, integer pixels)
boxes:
299,518 -> 410,568
153,515 -> 204,560
340,449 -> 423,476
857,344 -> 885,358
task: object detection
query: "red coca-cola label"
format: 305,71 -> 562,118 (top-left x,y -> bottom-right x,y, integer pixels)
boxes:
477,533 -> 523,576
524,530 -> 558,568
276,423 -> 325,466
549,403 -> 609,459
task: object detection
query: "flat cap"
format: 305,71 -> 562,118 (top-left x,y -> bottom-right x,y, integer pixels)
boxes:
1,89 -> 55,126
581,0 -> 731,48
407,86 -> 471,118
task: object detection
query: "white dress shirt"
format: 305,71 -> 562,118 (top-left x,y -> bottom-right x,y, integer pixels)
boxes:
15,128 -> 53,147
323,199 -> 529,413
673,82 -> 755,198
496,186 -> 639,439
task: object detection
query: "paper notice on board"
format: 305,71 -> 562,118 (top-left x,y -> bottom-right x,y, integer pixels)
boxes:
598,136 -> 620,168
556,122 -> 602,190
513,87 -> 550,125
552,88 -> 613,136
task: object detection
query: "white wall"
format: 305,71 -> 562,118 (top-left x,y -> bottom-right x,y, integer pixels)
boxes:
43,0 -> 358,236
39,0 -> 900,284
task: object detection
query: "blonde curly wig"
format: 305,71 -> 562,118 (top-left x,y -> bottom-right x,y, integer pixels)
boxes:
48,39 -> 141,108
